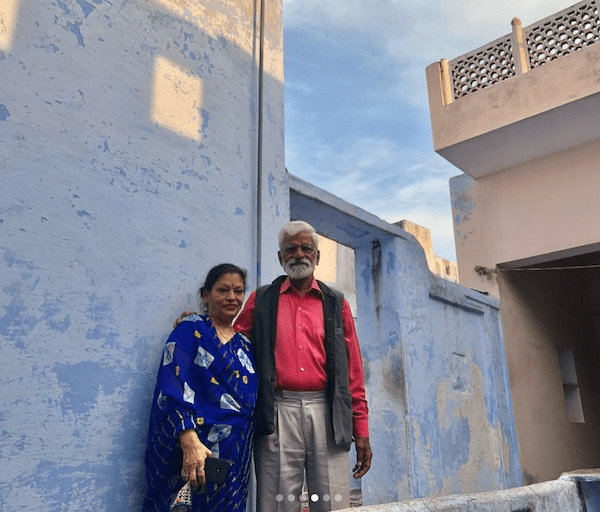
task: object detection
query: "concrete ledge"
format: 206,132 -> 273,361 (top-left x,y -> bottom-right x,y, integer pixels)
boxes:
342,480 -> 582,512
561,470 -> 600,512
560,468 -> 600,484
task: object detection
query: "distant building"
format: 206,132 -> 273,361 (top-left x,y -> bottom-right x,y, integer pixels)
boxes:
394,220 -> 458,283
427,0 -> 600,485
316,221 -> 458,308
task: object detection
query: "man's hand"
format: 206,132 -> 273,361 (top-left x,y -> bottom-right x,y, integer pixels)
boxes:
173,311 -> 196,329
352,436 -> 372,478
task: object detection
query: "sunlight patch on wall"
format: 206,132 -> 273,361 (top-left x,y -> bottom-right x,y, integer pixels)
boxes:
154,0 -> 206,18
0,0 -> 20,51
152,56 -> 203,141
314,235 -> 337,283
153,0 -> 215,33
152,0 -> 255,45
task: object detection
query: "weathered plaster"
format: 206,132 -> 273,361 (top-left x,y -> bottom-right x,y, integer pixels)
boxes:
1,1 -> 522,508
340,478 -> 583,512
289,175 -> 521,506
0,0 -> 21,51
0,0 -> 285,509
437,362 -> 506,493
447,113 -> 600,484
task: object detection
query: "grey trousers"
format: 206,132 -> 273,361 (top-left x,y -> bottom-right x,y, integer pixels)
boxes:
255,390 -> 350,512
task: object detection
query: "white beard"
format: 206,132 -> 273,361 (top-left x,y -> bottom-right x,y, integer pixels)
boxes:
283,258 -> 314,279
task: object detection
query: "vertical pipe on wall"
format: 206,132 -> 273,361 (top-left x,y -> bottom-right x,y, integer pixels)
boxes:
255,0 -> 266,287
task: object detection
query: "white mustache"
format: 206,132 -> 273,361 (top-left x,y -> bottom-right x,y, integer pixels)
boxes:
290,259 -> 309,266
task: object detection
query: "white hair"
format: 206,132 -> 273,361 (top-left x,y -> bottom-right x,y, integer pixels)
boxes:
278,220 -> 319,250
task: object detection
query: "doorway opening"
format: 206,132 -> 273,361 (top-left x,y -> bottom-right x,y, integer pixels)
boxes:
497,249 -> 600,483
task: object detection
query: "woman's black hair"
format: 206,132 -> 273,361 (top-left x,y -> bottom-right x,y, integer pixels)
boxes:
197,263 -> 247,310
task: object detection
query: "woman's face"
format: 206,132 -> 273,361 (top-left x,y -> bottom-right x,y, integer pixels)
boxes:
202,273 -> 245,324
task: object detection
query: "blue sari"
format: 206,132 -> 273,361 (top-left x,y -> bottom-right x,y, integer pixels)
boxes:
143,314 -> 258,512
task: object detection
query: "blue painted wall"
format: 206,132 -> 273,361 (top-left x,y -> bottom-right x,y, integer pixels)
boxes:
0,1 -> 284,510
290,175 -> 521,505
0,1 -> 520,509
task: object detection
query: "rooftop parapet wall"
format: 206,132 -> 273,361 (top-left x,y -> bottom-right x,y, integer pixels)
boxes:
338,478 -> 584,512
395,220 -> 458,283
447,2 -> 600,102
426,0 -> 600,178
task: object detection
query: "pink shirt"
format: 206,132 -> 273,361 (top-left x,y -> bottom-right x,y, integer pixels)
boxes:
234,277 -> 369,437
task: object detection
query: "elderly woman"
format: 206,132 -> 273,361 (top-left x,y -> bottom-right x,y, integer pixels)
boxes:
143,264 -> 257,512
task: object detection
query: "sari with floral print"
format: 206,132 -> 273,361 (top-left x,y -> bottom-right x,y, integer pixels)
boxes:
143,314 -> 257,512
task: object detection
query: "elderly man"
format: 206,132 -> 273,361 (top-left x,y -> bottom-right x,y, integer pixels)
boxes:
234,220 -> 371,512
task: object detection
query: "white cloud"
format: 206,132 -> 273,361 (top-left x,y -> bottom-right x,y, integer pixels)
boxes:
328,167 -> 458,261
284,0 -> 578,107
285,0 -> 576,42
284,0 -> 580,260
287,134 -> 460,259
285,79 -> 314,95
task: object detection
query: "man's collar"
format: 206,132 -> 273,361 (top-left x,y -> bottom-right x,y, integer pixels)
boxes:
279,276 -> 322,296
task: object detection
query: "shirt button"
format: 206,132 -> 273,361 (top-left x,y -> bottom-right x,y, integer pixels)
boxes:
299,345 -> 303,349
300,368 -> 305,371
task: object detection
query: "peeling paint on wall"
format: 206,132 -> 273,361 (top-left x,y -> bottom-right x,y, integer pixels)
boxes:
268,172 -> 277,197
67,21 -> 85,46
54,361 -> 127,414
0,1 -> 285,510
450,174 -> 477,226
293,197 -> 520,504
382,345 -> 406,404
436,360 -> 505,493
76,0 -> 95,18
0,104 -> 9,120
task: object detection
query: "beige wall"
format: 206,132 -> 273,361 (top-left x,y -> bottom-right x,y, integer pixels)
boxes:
426,29 -> 600,179
451,137 -> 600,296
314,234 -> 338,283
314,234 -> 358,313
429,3 -> 600,485
447,108 -> 600,484
395,220 -> 459,283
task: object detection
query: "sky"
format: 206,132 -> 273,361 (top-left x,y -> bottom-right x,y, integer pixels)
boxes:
282,0 -> 575,261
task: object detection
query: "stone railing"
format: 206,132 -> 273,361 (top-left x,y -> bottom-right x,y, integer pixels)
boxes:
438,0 -> 600,105
339,470 -> 600,512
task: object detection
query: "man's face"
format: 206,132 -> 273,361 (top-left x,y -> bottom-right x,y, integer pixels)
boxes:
278,231 -> 320,280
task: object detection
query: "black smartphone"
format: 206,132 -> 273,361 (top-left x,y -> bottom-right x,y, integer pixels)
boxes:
204,457 -> 229,483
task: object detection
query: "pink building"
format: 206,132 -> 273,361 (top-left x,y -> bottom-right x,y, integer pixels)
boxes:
427,0 -> 600,485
